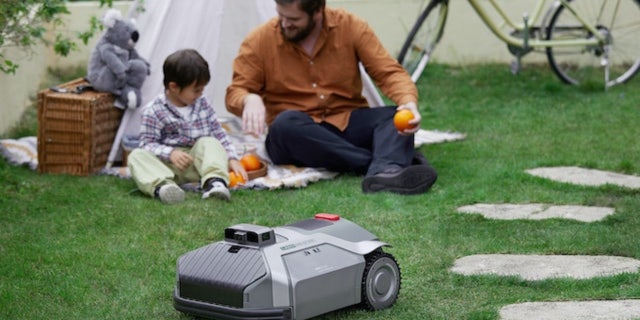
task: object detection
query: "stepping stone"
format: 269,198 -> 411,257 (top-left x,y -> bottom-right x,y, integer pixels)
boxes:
450,254 -> 640,281
499,299 -> 640,320
526,166 -> 640,189
457,203 -> 615,222
414,129 -> 466,146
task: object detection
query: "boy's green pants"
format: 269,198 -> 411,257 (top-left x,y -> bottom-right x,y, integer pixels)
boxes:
128,137 -> 229,197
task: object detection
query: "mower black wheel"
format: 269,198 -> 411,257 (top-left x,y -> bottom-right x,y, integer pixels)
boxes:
360,250 -> 401,310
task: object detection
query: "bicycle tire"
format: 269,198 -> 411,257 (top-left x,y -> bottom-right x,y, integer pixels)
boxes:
546,0 -> 640,88
397,0 -> 449,83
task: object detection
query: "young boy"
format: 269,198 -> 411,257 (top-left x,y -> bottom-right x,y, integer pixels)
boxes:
128,49 -> 246,204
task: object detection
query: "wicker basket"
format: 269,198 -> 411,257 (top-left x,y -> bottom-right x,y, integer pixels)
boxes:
37,78 -> 123,176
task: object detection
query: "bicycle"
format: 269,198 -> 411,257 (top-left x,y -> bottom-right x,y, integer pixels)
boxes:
397,0 -> 640,89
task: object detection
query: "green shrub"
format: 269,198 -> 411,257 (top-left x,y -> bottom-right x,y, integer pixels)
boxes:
0,0 -> 114,74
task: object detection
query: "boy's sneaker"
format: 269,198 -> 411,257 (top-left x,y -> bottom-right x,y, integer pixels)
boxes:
202,179 -> 231,201
154,183 -> 185,204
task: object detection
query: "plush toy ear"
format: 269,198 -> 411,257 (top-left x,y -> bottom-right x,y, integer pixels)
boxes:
102,9 -> 123,28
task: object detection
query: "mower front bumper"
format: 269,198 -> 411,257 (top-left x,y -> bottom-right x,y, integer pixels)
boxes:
173,289 -> 292,320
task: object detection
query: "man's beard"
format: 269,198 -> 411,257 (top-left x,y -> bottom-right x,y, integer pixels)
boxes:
280,18 -> 316,43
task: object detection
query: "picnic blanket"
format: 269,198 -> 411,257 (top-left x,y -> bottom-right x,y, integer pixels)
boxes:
0,136 -> 38,170
1,118 -> 466,190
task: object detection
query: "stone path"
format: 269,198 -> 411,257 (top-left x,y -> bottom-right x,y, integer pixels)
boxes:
457,203 -> 615,222
499,300 -> 640,320
450,254 -> 640,281
526,166 -> 640,189
451,167 -> 640,319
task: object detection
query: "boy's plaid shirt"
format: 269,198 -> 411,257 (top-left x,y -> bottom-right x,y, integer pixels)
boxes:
139,93 -> 238,161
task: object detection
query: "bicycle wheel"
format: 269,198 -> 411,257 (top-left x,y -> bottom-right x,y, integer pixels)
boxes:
397,0 -> 449,83
546,0 -> 640,88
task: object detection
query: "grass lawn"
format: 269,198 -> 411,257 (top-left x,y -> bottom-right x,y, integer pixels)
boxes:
1,63 -> 639,319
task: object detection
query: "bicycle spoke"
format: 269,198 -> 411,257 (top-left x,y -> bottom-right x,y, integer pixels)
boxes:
546,0 -> 640,88
397,0 -> 448,83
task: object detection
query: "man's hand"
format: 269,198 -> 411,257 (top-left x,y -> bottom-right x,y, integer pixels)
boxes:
170,149 -> 193,171
396,101 -> 421,135
242,94 -> 266,137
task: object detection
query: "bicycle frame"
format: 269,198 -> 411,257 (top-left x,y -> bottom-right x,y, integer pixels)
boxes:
399,0 -> 640,88
467,0 -> 607,49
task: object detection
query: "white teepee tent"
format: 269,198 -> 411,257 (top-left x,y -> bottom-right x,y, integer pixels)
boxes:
106,0 -> 385,167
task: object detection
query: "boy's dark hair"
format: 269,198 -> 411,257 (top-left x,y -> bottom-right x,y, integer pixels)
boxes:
163,49 -> 211,89
275,0 -> 325,16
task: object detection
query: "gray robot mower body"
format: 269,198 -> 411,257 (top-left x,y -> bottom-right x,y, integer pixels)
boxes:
173,213 -> 401,320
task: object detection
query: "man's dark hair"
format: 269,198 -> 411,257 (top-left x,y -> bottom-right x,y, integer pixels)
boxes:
163,49 -> 211,89
275,0 -> 325,16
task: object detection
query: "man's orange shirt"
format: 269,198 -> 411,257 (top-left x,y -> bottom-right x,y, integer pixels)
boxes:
226,7 -> 418,131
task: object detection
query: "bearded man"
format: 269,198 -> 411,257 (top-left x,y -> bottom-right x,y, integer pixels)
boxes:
226,0 -> 437,194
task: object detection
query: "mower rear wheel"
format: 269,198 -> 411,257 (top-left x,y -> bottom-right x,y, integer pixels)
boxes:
360,250 -> 401,310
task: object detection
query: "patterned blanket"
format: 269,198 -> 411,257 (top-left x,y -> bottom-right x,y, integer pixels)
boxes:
0,118 -> 465,190
0,136 -> 38,170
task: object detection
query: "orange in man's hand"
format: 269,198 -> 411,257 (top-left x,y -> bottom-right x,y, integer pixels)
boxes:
228,171 -> 245,188
393,109 -> 417,132
240,154 -> 262,171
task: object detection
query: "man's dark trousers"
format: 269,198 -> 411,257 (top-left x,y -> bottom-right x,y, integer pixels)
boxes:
265,107 -> 415,176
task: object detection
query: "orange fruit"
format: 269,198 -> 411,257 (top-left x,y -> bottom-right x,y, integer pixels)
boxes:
393,109 -> 417,132
228,171 -> 245,188
240,154 -> 262,171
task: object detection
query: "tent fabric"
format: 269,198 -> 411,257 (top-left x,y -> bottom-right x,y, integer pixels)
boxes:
107,0 -> 385,166
107,0 -> 278,166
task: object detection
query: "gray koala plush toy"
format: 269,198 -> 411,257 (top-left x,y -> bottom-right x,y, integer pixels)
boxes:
87,9 -> 149,109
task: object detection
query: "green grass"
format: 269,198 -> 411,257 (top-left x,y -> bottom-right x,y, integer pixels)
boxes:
1,63 -> 640,319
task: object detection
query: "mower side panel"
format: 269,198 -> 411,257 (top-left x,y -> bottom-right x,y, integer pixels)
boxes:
282,244 -> 365,320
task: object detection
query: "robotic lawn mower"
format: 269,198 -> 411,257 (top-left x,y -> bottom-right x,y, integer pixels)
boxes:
173,213 -> 401,319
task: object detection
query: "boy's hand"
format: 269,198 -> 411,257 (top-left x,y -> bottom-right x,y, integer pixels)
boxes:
170,149 -> 193,171
229,159 -> 248,181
